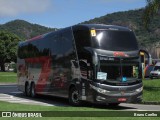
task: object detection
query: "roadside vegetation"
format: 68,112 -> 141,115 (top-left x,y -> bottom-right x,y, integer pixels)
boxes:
0,72 -> 16,83
0,101 -> 103,111
0,101 -> 159,120
0,31 -> 20,71
143,79 -> 160,102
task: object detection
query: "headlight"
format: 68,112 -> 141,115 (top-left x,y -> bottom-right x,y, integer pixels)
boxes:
135,87 -> 143,92
90,84 -> 110,94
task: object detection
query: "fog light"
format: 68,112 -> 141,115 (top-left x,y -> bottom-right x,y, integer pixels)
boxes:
136,87 -> 143,92
90,84 -> 110,95
96,96 -> 106,101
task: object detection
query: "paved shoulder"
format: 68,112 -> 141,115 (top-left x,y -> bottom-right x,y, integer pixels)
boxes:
120,103 -> 160,111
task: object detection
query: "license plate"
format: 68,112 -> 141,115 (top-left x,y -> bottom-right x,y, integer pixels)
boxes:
118,98 -> 127,102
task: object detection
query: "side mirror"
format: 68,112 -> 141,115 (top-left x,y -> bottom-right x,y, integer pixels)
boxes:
92,51 -> 98,65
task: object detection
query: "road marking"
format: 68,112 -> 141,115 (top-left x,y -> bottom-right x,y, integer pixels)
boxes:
0,75 -> 16,76
137,110 -> 149,111
0,93 -> 55,106
0,94 -> 12,97
10,92 -> 23,94
0,86 -> 17,88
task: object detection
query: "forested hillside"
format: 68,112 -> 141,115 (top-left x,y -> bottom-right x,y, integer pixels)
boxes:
0,20 -> 56,40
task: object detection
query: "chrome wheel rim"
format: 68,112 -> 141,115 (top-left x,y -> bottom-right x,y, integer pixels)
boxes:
27,84 -> 30,95
72,90 -> 79,103
31,84 -> 35,96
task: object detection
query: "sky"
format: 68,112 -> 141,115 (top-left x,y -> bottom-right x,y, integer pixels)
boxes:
0,0 -> 147,28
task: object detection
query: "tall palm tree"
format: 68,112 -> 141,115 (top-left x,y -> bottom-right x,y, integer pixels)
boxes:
143,0 -> 160,29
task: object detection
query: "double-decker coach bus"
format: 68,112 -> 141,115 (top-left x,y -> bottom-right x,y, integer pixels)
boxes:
17,24 -> 143,106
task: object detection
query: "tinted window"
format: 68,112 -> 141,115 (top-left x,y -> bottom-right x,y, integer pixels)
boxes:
61,31 -> 73,54
51,30 -> 73,56
38,37 -> 51,56
50,28 -> 75,67
18,42 -> 28,58
92,30 -> 138,51
73,30 -> 91,52
28,41 -> 39,58
154,66 -> 160,71
50,33 -> 61,55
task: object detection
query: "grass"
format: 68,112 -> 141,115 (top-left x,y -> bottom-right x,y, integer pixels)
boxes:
0,101 -> 159,120
0,72 -> 17,83
1,117 -> 159,120
143,79 -> 160,102
0,101 -> 101,111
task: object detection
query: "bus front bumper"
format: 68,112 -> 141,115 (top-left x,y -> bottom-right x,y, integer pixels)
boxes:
94,92 -> 142,104
90,84 -> 143,104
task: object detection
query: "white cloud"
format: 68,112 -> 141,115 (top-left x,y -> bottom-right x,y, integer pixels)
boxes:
0,0 -> 51,17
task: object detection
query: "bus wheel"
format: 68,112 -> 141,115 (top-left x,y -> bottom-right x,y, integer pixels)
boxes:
30,83 -> 36,97
25,83 -> 31,97
108,103 -> 120,106
69,87 -> 81,106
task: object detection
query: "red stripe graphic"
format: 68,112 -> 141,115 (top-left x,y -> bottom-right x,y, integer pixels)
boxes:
25,56 -> 51,93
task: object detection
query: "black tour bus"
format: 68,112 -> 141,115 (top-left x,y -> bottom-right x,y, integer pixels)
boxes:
17,24 -> 143,106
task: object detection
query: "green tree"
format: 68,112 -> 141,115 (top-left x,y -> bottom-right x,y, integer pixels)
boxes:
0,31 -> 20,71
143,0 -> 160,28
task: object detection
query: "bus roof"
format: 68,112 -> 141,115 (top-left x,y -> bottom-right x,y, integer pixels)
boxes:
72,24 -> 132,31
19,24 -> 131,45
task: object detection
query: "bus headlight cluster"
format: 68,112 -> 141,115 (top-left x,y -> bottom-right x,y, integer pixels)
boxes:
90,84 -> 110,94
135,87 -> 143,92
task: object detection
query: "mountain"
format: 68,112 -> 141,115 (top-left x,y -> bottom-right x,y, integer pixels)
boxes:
0,20 -> 56,40
1,9 -> 160,45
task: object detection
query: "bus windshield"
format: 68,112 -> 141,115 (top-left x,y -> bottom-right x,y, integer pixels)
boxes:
97,57 -> 141,82
92,30 -> 138,51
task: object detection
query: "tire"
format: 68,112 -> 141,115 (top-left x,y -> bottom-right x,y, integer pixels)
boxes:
30,83 -> 36,97
69,87 -> 81,106
108,103 -> 120,106
25,83 -> 31,97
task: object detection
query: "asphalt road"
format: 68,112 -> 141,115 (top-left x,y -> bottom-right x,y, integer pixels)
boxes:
0,84 -> 160,111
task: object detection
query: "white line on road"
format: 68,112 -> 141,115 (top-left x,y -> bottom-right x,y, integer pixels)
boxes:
0,86 -> 17,88
10,92 -> 23,94
0,93 -> 55,106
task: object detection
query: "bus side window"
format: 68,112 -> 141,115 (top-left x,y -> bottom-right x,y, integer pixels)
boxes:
51,34 -> 60,56
60,30 -> 75,67
73,30 -> 91,52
